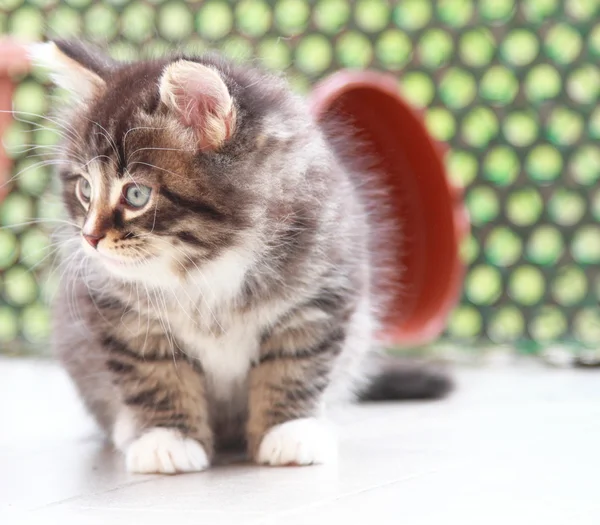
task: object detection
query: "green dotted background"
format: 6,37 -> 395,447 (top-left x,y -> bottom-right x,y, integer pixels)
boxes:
1,0 -> 600,357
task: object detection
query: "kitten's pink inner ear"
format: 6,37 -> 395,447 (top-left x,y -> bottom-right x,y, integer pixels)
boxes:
159,61 -> 237,151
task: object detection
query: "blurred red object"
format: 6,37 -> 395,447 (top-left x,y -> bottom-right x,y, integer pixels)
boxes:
311,71 -> 469,346
0,39 -> 30,203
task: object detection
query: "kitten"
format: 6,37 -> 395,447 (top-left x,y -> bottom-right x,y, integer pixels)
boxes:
32,40 -> 451,474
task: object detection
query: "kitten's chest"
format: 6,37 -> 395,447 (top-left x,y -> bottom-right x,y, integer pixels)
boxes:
166,307 -> 260,400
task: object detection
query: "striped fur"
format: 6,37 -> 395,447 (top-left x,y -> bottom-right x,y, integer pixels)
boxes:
41,40 -> 451,474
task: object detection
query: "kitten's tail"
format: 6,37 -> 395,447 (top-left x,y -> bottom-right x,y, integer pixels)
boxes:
358,354 -> 453,401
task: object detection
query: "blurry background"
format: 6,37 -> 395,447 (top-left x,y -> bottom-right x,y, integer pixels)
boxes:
0,0 -> 599,363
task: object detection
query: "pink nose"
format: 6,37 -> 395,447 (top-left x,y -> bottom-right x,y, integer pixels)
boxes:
83,232 -> 105,249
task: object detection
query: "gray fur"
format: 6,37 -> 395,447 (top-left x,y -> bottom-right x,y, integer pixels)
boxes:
43,41 -> 450,471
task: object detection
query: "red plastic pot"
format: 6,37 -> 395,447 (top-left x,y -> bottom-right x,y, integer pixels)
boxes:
311,71 -> 469,346
0,39 -> 29,203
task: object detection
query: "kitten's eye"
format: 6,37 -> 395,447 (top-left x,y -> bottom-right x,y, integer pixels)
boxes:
123,184 -> 152,208
77,177 -> 92,203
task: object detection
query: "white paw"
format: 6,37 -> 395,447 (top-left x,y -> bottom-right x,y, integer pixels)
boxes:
257,418 -> 337,466
125,428 -> 210,474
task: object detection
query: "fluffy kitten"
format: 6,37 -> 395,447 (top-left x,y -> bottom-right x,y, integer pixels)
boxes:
32,40 -> 450,474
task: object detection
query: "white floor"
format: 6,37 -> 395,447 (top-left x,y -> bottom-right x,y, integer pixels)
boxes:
1,358 -> 599,525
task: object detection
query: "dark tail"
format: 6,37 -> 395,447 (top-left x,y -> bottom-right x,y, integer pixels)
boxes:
359,354 -> 454,401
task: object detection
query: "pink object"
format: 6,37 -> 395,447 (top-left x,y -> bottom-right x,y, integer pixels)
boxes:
0,39 -> 30,203
310,71 -> 469,346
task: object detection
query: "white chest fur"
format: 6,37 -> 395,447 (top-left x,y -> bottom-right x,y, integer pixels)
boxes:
160,248 -> 262,400
166,306 -> 260,401
155,246 -> 295,403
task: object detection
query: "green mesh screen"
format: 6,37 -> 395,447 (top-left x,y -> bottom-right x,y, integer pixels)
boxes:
1,0 -> 600,357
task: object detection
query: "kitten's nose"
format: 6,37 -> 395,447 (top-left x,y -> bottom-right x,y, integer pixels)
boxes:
83,232 -> 105,249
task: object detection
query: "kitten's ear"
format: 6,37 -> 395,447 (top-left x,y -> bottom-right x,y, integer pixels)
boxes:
29,40 -> 115,102
159,60 -> 237,151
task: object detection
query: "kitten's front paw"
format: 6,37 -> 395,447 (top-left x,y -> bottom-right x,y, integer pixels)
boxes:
126,428 -> 209,474
256,417 -> 337,466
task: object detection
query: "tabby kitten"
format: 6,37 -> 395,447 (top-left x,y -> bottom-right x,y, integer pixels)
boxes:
32,40 -> 450,474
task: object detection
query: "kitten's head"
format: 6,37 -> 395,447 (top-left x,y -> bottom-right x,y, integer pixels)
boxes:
32,40 -> 317,287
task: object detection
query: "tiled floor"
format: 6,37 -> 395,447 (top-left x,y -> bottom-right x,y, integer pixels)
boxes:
1,358 -> 599,525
